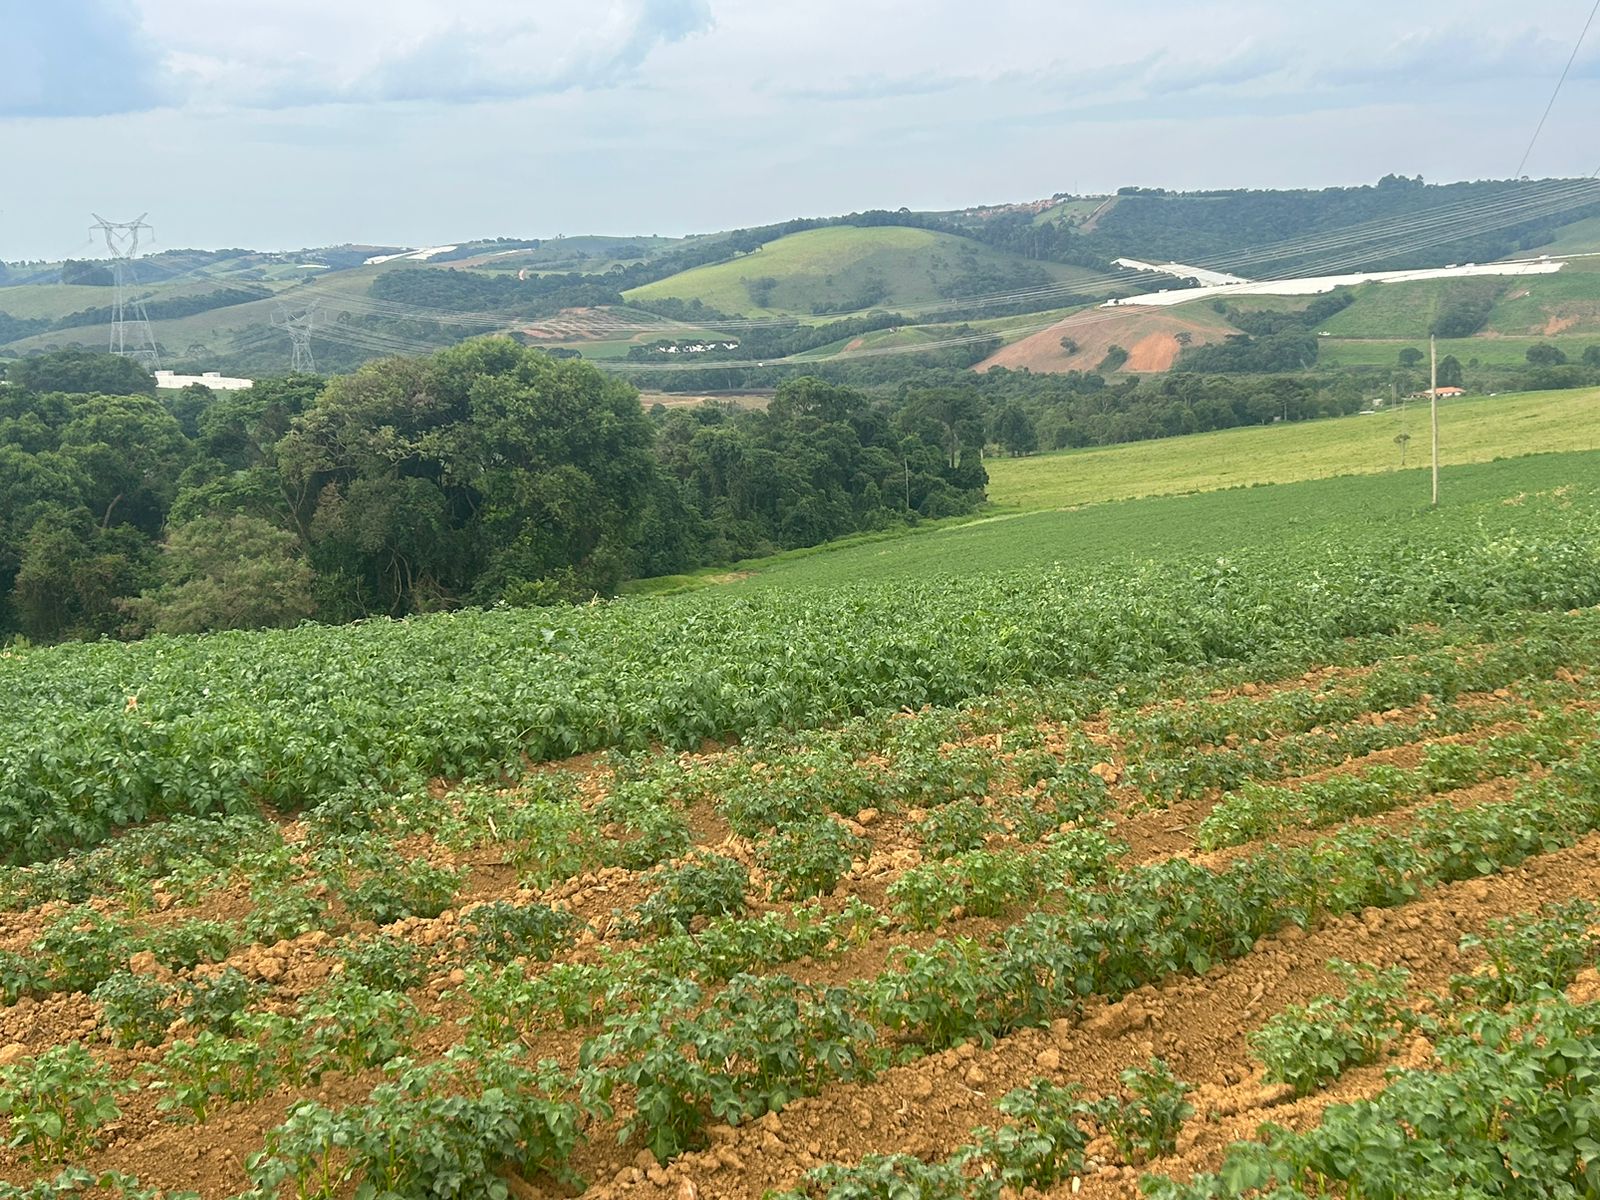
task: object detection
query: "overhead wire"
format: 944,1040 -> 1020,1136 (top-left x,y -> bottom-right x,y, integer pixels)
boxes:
1514,0 -> 1600,178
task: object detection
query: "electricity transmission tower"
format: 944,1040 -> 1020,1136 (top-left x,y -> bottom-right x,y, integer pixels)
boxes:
89,214 -> 161,367
273,301 -> 318,373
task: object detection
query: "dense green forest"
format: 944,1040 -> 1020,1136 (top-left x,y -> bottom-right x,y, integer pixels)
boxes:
1081,176 -> 1600,271
0,345 -> 986,642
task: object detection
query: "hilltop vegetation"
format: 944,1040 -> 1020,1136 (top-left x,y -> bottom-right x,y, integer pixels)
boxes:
622,226 -> 1091,318
7,176 -> 1600,384
1079,175 -> 1600,271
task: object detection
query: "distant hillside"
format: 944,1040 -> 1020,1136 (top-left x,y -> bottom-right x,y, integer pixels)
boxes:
978,303 -> 1240,374
6,176 -> 1600,380
1071,177 -> 1600,273
623,226 -> 1096,317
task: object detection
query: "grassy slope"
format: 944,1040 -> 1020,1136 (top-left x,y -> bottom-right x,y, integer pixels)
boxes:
720,450 -> 1597,592
1316,281 -> 1458,338
0,263 -> 321,327
1,263 -> 438,361
1034,199 -> 1103,226
633,386 -> 1600,594
1217,265 -> 1600,370
796,301 -> 1128,362
0,283 -> 125,320
984,386 -> 1600,510
1316,336 -> 1596,369
1527,215 -> 1600,255
623,226 -> 1095,318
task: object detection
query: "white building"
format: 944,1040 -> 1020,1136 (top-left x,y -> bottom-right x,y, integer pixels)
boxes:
155,370 -> 254,392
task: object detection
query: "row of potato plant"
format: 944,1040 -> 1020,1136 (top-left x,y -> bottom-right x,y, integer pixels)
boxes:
1196,704 -> 1596,849
6,502 -> 1597,862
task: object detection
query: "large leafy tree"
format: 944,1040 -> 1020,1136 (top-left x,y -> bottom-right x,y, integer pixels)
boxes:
649,376 -> 988,558
123,514 -> 315,635
278,338 -> 656,614
10,508 -> 149,641
56,393 -> 190,534
0,387 -> 183,639
6,350 -> 156,397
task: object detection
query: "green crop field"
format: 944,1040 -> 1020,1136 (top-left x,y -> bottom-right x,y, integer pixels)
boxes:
623,226 -> 1097,318
704,450 -> 1600,594
982,385 -> 1600,511
3,441 -> 1600,1197
11,198 -> 1600,1198
628,387 -> 1600,596
1315,335 -> 1598,369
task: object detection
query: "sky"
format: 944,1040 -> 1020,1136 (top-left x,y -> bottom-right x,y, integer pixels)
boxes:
3,0 -> 1598,260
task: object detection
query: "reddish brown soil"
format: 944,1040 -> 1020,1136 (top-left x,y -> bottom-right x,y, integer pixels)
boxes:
1,633 -> 1596,1198
977,308 -> 1232,375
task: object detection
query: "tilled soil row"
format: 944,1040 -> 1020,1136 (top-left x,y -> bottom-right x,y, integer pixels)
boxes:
588,831 -> 1600,1200
2,634 -> 1596,1196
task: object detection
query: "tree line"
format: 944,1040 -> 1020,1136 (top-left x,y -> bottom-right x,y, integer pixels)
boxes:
0,344 -> 987,643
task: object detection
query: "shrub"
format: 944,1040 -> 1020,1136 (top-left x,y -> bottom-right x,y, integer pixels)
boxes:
760,819 -> 866,899
1250,961 -> 1415,1096
458,900 -> 579,963
967,1079 -> 1090,1189
1091,1059 -> 1193,1162
92,972 -> 176,1047
0,1044 -> 125,1162
627,853 -> 749,936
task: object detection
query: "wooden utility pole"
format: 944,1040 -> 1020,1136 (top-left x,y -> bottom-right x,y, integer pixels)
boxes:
1430,334 -> 1439,507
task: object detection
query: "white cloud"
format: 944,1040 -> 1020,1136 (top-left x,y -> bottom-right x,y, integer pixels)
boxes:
3,0 -> 1600,258
95,0 -> 714,109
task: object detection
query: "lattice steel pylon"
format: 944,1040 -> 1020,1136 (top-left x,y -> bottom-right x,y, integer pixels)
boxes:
89,213 -> 161,368
273,301 -> 318,373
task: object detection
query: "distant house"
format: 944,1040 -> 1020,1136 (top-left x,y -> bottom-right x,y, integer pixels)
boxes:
1409,386 -> 1466,399
154,369 -> 253,392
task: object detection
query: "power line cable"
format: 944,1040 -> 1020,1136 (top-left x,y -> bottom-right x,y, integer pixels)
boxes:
1514,0 -> 1600,177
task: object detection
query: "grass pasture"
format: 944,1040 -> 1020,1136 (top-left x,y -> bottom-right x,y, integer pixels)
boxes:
982,386 -> 1600,512
1315,335 -> 1598,369
622,226 -> 1098,319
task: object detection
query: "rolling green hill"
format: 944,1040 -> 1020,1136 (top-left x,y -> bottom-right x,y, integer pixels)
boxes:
1181,260 -> 1600,375
8,178 -> 1600,381
1528,215 -> 1600,255
622,226 -> 1096,317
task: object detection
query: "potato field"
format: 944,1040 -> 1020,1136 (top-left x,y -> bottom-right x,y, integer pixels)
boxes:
3,480 -> 1600,1199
